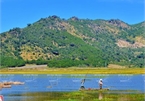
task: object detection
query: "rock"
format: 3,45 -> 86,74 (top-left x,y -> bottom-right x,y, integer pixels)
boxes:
0,81 -> 25,90
70,16 -> 79,21
12,81 -> 25,85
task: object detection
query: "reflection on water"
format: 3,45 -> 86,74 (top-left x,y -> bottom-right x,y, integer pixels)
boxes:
99,92 -> 103,100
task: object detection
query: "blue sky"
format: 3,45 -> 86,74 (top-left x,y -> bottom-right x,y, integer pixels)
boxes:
0,0 -> 144,33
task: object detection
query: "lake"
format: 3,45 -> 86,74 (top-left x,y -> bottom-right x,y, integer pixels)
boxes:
0,74 -> 144,101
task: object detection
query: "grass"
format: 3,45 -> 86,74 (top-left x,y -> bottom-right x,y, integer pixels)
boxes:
16,91 -> 145,101
0,67 -> 144,74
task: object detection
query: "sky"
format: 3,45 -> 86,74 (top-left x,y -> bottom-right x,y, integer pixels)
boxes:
0,0 -> 144,33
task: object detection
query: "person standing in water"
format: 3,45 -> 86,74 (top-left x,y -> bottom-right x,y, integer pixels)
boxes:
80,79 -> 85,89
98,79 -> 103,89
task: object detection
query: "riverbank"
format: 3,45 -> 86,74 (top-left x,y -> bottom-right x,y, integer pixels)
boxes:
0,66 -> 144,74
14,91 -> 145,101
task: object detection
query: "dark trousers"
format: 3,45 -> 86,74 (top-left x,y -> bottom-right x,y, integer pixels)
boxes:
100,84 -> 102,89
80,86 -> 85,89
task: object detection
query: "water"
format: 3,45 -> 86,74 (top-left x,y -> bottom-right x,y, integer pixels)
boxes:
0,74 -> 144,100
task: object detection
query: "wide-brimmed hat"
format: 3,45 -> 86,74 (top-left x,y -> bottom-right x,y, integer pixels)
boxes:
100,79 -> 102,81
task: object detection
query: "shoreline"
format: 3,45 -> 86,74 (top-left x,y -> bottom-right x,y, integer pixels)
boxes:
0,67 -> 144,74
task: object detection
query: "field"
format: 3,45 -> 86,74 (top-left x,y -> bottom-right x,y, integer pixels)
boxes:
0,65 -> 144,74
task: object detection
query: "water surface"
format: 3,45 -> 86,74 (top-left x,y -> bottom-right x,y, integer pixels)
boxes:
0,74 -> 144,101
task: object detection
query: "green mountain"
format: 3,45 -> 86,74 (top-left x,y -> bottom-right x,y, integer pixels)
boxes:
0,15 -> 145,68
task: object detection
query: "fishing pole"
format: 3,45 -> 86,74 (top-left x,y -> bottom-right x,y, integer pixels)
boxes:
103,84 -> 117,90
80,67 -> 91,90
85,67 -> 91,80
84,67 -> 91,82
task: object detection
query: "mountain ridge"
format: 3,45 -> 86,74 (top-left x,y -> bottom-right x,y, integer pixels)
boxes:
0,15 -> 145,68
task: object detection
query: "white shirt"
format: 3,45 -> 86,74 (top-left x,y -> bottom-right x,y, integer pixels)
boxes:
99,80 -> 103,85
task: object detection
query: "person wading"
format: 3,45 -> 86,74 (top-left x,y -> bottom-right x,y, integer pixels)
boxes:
80,79 -> 85,89
98,79 -> 103,89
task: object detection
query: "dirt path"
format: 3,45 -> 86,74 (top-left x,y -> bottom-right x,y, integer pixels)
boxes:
9,64 -> 48,69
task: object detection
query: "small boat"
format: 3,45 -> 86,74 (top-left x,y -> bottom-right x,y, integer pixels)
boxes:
3,81 -> 25,85
79,88 -> 109,91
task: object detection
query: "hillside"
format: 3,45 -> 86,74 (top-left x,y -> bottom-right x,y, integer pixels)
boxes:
0,15 -> 145,68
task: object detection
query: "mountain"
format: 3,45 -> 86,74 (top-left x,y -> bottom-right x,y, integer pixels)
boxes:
0,15 -> 145,68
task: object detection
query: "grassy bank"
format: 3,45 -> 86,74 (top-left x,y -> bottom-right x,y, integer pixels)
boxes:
0,67 -> 144,74
17,91 -> 145,101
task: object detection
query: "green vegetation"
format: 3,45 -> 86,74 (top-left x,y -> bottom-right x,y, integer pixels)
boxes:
0,56 -> 25,67
0,16 -> 145,68
19,91 -> 144,101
